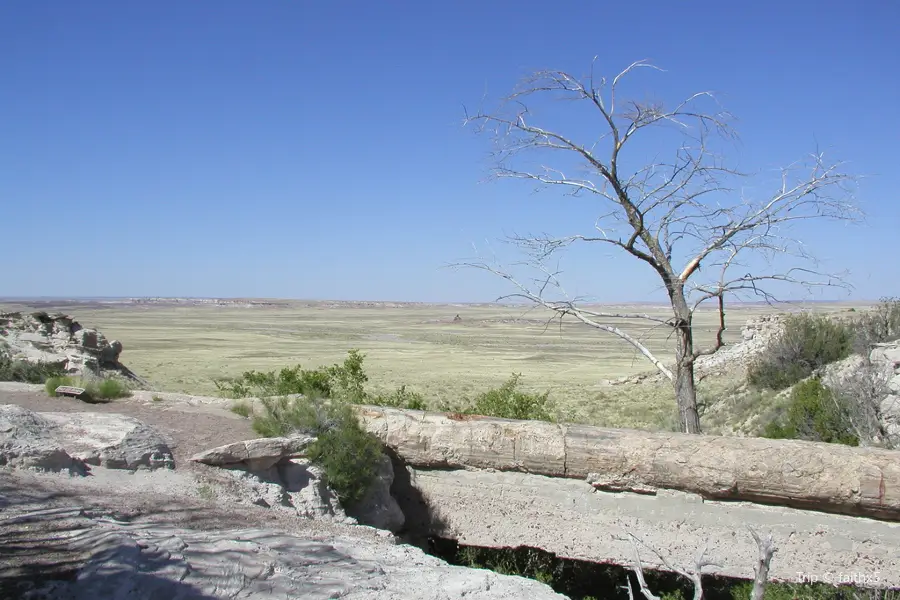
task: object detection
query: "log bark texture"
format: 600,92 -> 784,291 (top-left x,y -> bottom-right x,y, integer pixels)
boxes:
356,406 -> 900,521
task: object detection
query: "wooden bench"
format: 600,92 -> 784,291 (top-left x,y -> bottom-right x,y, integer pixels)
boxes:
55,385 -> 87,399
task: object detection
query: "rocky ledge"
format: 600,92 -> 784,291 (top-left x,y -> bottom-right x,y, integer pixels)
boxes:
0,403 -> 565,599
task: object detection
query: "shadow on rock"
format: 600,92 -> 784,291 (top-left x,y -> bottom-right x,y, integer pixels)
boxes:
0,501 -> 223,599
383,447 -> 452,549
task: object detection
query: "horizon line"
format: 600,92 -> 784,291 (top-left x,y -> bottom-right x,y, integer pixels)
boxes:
0,295 -> 876,307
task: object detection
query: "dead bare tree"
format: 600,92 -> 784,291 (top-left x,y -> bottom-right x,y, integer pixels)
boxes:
828,357 -> 894,447
459,59 -> 860,433
620,528 -> 776,600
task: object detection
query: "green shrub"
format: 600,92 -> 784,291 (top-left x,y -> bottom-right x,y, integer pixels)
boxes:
851,296 -> 900,351
762,379 -> 858,446
230,400 -> 253,417
251,394 -> 319,437
0,348 -> 67,383
306,402 -> 384,506
746,361 -> 811,391
45,375 -> 78,396
96,377 -> 131,399
729,580 -> 866,600
251,394 -> 383,505
371,385 -> 428,410
748,313 -> 853,390
465,373 -> 555,421
213,350 -> 367,403
325,349 -> 368,403
44,375 -> 131,402
214,364 -> 331,399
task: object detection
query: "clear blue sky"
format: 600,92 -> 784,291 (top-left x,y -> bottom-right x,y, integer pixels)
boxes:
2,1 -> 897,303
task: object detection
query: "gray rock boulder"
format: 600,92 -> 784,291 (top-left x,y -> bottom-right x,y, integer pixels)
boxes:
0,405 -> 173,472
871,342 -> 900,394
41,412 -> 174,470
881,394 -> 900,440
192,437 -> 406,532
693,314 -> 786,377
102,339 -> 124,365
190,436 -> 315,470
871,342 -> 900,367
219,457 -> 351,522
0,405 -> 86,474
193,437 -> 348,521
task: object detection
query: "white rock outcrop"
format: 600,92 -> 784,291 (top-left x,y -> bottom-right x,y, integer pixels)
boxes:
0,404 -> 174,472
219,456 -> 352,523
191,438 -> 406,532
190,436 -> 315,469
871,342 -> 900,440
694,314 -> 785,376
0,310 -> 143,382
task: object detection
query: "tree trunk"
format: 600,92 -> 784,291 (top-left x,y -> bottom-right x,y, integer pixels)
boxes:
675,357 -> 702,434
671,290 -> 702,434
356,405 -> 900,521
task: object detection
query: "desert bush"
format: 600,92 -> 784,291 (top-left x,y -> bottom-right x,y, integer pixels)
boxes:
306,402 -> 384,506
96,377 -> 131,399
851,296 -> 900,352
214,364 -> 331,399
371,385 -> 427,410
251,394 -> 320,437
44,375 -> 131,402
827,359 -> 893,447
0,347 -> 67,383
324,349 -> 368,403
45,375 -> 77,396
213,350 -> 367,403
215,351 -> 562,422
748,313 -> 854,390
251,394 -> 383,505
465,373 -> 555,421
230,400 -> 253,418
762,379 -> 858,446
728,580 -> 888,600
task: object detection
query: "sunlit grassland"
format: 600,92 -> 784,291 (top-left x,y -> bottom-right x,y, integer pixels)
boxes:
1,300 -> 868,429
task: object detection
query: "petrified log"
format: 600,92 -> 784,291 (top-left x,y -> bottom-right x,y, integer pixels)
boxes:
356,406 -> 900,521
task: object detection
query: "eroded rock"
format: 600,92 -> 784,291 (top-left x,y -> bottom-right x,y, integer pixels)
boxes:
0,405 -> 86,474
223,457 -> 350,522
0,311 -> 137,381
190,436 -> 315,470
0,505 -> 566,600
193,437 -> 406,532
41,412 -> 174,470
0,404 -> 173,472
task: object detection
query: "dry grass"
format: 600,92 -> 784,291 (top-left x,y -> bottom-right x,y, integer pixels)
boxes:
1,299 -> 869,430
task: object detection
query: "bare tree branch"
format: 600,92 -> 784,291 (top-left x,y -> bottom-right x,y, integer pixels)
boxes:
620,531 -> 720,600
749,528 -> 777,600
458,58 -> 861,434
454,258 -> 676,380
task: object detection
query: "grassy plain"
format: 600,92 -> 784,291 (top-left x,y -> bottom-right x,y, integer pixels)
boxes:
1,299 -> 869,430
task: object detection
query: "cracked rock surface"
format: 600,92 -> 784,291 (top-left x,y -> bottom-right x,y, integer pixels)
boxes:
0,502 -> 566,600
